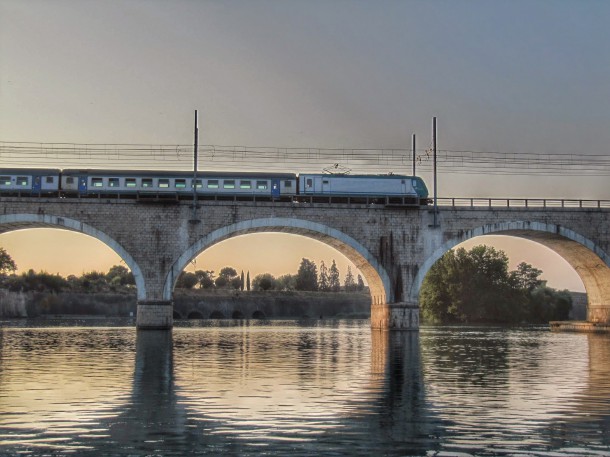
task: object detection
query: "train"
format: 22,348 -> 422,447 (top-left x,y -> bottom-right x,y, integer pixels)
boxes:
0,168 -> 429,205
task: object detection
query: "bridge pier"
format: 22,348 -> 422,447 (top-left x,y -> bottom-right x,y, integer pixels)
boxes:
588,305 -> 610,324
136,301 -> 173,330
371,302 -> 419,330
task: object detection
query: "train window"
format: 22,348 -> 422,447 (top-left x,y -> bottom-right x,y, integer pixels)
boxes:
284,181 -> 292,188
92,178 -> 103,187
256,181 -> 268,190
0,176 -> 10,186
175,179 -> 187,189
240,180 -> 251,189
193,179 -> 203,188
142,178 -> 153,188
17,177 -> 29,186
45,177 -> 55,184
66,177 -> 75,184
159,179 -> 170,188
207,180 -> 219,189
125,178 -> 137,188
322,180 -> 329,185
306,179 -> 313,188
109,178 -> 120,187
223,180 -> 235,189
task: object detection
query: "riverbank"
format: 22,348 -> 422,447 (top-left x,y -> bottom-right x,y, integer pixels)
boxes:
0,289 -> 370,319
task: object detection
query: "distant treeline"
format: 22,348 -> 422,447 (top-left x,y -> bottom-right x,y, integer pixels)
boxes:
177,258 -> 367,292
0,248 -> 366,294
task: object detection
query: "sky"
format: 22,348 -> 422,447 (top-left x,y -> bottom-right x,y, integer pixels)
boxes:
1,0 -> 609,291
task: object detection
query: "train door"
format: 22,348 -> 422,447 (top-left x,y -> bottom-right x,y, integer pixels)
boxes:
78,176 -> 88,194
271,179 -> 280,198
32,176 -> 41,193
321,177 -> 331,193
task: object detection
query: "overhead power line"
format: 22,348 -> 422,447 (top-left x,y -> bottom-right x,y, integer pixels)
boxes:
0,141 -> 609,176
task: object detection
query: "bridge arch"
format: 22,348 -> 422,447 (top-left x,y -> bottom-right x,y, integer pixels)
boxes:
0,213 -> 146,300
412,221 -> 610,321
163,217 -> 391,305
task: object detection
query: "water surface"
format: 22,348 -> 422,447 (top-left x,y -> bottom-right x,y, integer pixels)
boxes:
0,319 -> 609,456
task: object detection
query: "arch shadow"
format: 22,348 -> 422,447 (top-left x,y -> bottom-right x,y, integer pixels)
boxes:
411,221 -> 610,320
163,217 -> 391,305
0,213 -> 147,300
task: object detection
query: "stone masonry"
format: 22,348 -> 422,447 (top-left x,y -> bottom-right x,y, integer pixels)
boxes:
0,196 -> 608,329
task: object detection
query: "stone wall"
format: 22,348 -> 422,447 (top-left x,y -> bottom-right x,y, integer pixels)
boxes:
0,289 -> 369,319
173,291 -> 370,319
0,289 -> 28,318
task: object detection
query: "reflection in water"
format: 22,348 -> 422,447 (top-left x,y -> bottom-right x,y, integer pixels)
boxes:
106,330 -> 186,453
1,320 -> 610,456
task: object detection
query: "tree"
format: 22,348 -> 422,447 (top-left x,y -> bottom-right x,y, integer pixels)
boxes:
252,273 -> 277,291
344,266 -> 356,291
106,265 -> 135,286
216,266 -> 239,289
329,260 -> 340,292
528,286 -> 572,322
357,274 -> 365,291
0,247 -> 16,275
176,271 -> 198,289
277,274 -> 297,291
247,271 -> 251,291
194,270 -> 215,289
295,258 -> 318,291
420,245 -> 517,324
240,270 -> 245,291
420,245 -> 571,325
510,262 -> 544,292
318,260 -> 329,291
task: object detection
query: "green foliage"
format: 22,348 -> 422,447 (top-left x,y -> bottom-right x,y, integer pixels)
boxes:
194,270 -> 215,289
252,273 -> 277,291
329,260 -> 340,292
6,269 -> 68,293
357,274 -> 365,291
106,265 -> 135,286
344,266 -> 356,291
511,262 -> 544,291
296,258 -> 318,291
216,267 -> 240,289
420,245 -> 572,324
318,261 -> 329,291
0,247 -> 17,275
176,271 -> 199,289
277,274 -> 297,291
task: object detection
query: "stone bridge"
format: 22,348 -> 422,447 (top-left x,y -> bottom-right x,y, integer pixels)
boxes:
0,196 -> 608,329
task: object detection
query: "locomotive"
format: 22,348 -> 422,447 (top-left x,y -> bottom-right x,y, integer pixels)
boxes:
0,168 -> 429,205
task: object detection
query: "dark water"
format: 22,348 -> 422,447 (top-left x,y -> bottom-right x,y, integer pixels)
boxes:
0,319 -> 609,456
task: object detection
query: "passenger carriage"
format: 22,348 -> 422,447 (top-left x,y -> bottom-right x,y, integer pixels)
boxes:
0,168 -> 61,195
60,169 -> 298,200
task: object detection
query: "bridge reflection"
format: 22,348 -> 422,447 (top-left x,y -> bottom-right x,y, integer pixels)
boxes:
3,324 -> 609,455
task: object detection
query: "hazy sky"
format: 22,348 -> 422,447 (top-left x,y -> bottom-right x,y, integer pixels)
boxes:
1,0 -> 608,291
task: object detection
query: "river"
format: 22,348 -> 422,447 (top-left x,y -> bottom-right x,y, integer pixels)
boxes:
0,319 -> 609,456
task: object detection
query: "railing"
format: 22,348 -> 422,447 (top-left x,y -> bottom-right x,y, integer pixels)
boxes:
436,198 -> 610,209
